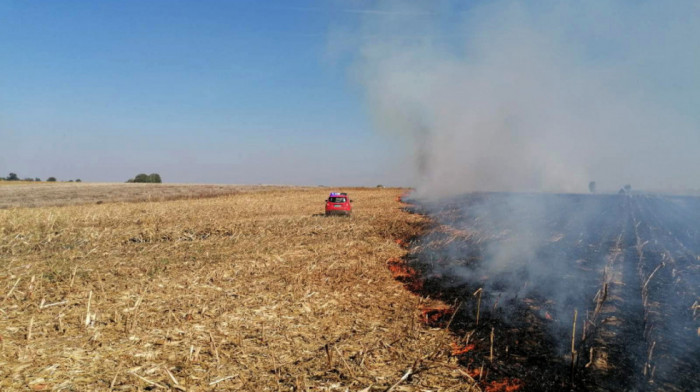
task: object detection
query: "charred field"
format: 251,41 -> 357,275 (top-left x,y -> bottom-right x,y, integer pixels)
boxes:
401,192 -> 700,392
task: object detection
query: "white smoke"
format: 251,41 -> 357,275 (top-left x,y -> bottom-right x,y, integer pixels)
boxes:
343,0 -> 700,197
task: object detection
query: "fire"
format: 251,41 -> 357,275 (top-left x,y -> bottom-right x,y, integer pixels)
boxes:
451,342 -> 476,356
388,262 -> 416,279
386,257 -> 423,292
484,378 -> 523,392
395,192 -> 411,203
395,238 -> 408,248
420,305 -> 454,327
459,367 -> 482,380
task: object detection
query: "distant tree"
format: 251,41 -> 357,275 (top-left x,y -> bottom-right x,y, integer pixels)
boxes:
376,184 -> 384,188
588,181 -> 597,193
35,178 -> 41,182
68,180 -> 74,182
129,173 -> 162,183
624,184 -> 632,192
76,179 -> 82,182
7,173 -> 19,181
47,177 -> 57,182
23,177 -> 34,181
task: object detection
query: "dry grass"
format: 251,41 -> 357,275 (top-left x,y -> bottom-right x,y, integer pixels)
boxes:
0,186 -> 475,391
0,183 -> 278,209
0,181 -> 47,186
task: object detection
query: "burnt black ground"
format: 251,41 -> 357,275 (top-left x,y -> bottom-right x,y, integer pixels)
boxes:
406,193 -> 700,392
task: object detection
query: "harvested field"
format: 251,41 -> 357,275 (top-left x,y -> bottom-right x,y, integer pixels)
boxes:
403,193 -> 700,391
0,187 -> 477,391
0,183 -> 274,209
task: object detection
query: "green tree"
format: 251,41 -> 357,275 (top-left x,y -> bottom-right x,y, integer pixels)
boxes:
35,178 -> 41,182
147,173 -> 162,183
47,177 -> 57,182
129,173 -> 162,183
7,173 -> 19,181
76,179 -> 82,182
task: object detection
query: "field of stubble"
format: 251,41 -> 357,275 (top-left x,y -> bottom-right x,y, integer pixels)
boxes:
0,182 -> 273,209
0,185 -> 475,391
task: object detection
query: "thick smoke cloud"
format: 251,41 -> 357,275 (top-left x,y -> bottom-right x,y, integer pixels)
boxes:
348,1 -> 700,196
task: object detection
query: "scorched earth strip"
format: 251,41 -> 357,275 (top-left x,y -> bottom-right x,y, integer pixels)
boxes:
404,193 -> 700,392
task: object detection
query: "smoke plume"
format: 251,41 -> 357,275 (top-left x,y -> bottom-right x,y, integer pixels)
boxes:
339,4 -> 700,388
348,0 -> 700,196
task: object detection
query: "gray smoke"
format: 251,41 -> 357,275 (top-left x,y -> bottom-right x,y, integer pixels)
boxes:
345,0 -> 700,196
338,4 -> 700,385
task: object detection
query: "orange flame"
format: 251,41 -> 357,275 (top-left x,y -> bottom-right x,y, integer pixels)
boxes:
388,263 -> 416,280
451,342 -> 476,356
420,305 -> 454,327
484,378 -> 523,392
396,192 -> 411,203
395,238 -> 408,248
386,257 -> 423,292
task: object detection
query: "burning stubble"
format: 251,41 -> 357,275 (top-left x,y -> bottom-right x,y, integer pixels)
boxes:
338,2 -> 700,390
404,192 -> 700,390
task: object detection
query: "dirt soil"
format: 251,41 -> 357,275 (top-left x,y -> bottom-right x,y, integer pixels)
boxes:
0,186 -> 476,391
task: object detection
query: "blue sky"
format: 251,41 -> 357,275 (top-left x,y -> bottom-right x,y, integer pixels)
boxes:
0,0 -> 411,185
3,1 -> 699,192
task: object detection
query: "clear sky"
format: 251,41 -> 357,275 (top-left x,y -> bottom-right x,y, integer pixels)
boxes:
0,0 -> 411,185
4,1 -> 699,192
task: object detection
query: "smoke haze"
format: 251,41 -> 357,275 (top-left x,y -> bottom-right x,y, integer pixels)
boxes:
347,1 -> 700,196
340,4 -> 700,387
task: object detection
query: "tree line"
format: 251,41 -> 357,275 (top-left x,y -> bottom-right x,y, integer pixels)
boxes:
1,172 -> 163,183
1,173 -> 67,182
126,173 -> 162,183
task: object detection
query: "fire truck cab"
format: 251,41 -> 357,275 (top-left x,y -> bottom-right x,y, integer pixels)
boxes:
325,192 -> 352,216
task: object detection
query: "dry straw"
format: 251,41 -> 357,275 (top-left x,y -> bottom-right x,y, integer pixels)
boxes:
0,185 -> 476,391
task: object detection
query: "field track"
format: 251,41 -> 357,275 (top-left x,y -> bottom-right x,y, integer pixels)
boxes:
0,186 -> 475,391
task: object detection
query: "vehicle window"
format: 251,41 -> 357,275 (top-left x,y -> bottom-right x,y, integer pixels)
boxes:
329,197 -> 346,203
